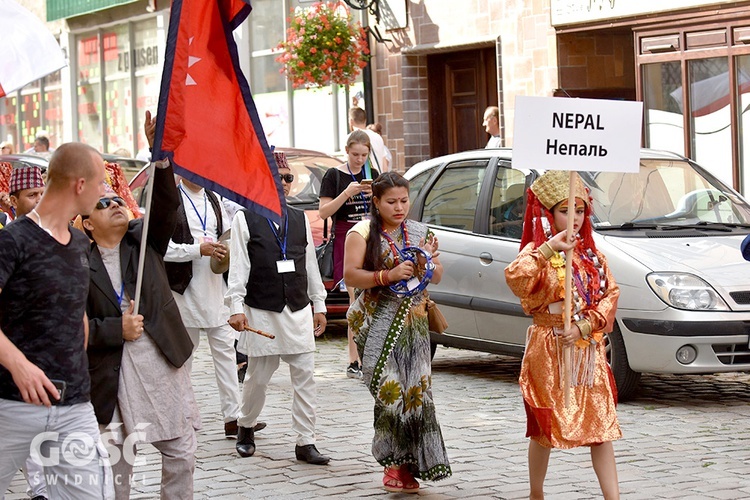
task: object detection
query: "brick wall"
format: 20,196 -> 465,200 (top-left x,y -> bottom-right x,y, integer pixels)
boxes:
372,0 -> 559,170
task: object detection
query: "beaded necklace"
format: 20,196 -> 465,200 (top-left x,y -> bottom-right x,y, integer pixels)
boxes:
380,222 -> 410,264
540,216 -> 608,341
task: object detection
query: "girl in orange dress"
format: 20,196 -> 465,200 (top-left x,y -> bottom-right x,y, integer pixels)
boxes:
505,171 -> 621,500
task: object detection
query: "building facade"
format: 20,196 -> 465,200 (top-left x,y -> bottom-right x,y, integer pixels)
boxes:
5,0 -> 750,194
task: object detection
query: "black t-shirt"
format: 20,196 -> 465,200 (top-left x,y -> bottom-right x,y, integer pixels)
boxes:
0,217 -> 92,404
319,166 -> 379,223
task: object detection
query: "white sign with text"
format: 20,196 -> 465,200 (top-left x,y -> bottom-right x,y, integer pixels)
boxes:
513,96 -> 643,173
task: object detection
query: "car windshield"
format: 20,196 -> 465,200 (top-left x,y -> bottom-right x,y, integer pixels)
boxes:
285,153 -> 341,206
580,159 -> 750,227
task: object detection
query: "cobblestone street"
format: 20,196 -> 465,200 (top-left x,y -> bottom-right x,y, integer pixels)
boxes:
7,321 -> 750,499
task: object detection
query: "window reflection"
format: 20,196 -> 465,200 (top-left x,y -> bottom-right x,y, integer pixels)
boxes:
688,57 -> 732,187
643,61 -> 684,154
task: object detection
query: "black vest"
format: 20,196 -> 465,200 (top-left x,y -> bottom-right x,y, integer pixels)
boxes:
165,188 -> 224,294
243,207 -> 309,313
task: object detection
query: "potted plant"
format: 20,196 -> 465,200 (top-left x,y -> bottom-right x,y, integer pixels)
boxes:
275,1 -> 370,89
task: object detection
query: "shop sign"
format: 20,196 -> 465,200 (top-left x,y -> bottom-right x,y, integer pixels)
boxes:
551,0 -> 729,26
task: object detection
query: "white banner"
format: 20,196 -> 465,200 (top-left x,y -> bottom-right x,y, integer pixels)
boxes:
513,96 -> 642,173
0,0 -> 67,98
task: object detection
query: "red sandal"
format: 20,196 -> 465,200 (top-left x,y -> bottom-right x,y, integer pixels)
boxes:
397,467 -> 420,494
383,467 -> 403,492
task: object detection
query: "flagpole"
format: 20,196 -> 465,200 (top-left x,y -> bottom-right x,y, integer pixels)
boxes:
133,161 -> 157,316
562,171 -> 576,408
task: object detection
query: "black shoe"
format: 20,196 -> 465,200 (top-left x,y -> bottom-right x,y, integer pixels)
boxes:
236,426 -> 255,457
31,496 -> 48,500
253,421 -> 267,432
225,420 -> 238,438
295,444 -> 330,465
237,362 -> 247,384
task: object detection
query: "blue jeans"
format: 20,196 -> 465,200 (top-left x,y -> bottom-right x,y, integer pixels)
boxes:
0,399 -> 113,499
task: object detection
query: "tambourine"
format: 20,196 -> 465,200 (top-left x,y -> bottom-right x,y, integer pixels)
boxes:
389,246 -> 435,297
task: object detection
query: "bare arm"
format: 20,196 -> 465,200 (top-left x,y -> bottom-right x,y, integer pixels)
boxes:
318,181 -> 371,220
343,231 -> 417,289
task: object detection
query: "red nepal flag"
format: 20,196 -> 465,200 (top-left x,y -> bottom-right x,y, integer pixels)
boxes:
153,0 -> 285,222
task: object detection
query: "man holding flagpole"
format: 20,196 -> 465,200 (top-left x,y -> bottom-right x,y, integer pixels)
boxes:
83,112 -> 200,499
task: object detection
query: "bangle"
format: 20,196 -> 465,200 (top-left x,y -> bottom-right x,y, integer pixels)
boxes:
538,242 -> 556,260
373,270 -> 390,287
379,270 -> 389,286
575,319 -> 593,342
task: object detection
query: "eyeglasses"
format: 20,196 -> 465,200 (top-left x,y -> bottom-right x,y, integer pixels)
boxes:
279,173 -> 294,183
95,196 -> 126,210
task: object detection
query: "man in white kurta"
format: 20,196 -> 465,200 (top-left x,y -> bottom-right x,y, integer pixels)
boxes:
164,179 -> 242,437
225,152 -> 330,464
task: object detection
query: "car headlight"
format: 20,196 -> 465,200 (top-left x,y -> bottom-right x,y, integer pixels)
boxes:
646,273 -> 729,311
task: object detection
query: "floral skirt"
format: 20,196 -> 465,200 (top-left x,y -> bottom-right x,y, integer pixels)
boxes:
348,288 -> 451,481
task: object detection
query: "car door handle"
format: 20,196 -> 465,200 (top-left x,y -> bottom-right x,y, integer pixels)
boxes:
479,252 -> 493,265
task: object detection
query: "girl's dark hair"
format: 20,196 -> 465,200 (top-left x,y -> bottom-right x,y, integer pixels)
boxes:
364,171 -> 410,271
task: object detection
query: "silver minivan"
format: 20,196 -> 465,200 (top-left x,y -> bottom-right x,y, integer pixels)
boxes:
405,148 -> 750,400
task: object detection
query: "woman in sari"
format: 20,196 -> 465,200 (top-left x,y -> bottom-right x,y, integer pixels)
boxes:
505,170 -> 621,500
344,172 -> 451,493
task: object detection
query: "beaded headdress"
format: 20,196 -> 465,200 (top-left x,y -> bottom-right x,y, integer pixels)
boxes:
520,170 -> 596,252
530,170 -> 588,210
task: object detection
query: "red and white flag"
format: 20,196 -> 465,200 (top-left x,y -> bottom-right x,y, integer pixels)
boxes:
0,0 -> 67,98
153,0 -> 285,222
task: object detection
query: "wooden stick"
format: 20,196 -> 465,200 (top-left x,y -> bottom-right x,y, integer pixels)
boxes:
244,326 -> 275,339
562,171 -> 576,408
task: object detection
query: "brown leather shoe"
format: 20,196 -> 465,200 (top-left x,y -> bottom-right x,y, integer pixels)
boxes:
225,420 -> 266,438
224,420 -> 238,438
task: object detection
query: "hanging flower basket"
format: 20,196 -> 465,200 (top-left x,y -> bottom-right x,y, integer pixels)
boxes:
275,1 -> 370,89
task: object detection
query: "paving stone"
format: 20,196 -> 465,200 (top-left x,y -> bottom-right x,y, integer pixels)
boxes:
6,325 -> 750,499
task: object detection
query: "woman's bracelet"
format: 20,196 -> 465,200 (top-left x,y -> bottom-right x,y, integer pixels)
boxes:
373,270 -> 390,287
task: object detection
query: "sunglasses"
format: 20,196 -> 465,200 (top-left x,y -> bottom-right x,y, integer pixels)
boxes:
279,173 -> 294,183
95,196 -> 126,210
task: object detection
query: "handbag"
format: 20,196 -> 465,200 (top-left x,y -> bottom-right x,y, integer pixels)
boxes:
316,218 -> 335,281
425,294 -> 449,334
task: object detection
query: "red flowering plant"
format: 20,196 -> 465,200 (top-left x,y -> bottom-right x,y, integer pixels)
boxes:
275,1 -> 370,89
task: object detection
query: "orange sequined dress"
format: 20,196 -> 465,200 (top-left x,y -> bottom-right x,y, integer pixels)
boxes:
505,242 -> 622,449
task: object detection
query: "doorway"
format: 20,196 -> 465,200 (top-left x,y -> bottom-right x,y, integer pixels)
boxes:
427,48 -> 498,157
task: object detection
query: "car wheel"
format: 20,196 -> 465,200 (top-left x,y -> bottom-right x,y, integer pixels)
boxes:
604,322 -> 641,401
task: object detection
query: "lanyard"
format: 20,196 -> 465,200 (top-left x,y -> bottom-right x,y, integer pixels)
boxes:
266,216 -> 289,260
114,282 -> 125,306
380,223 -> 410,264
345,163 -> 369,216
179,184 -> 207,235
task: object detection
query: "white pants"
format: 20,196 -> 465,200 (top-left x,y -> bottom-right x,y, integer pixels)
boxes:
238,352 -> 317,446
185,325 -> 241,422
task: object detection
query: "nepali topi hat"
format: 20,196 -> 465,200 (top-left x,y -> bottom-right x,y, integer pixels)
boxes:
9,163 -> 44,194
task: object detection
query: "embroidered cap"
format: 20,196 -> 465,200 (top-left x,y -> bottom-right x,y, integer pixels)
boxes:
273,151 -> 289,170
9,163 -> 44,194
530,170 -> 588,210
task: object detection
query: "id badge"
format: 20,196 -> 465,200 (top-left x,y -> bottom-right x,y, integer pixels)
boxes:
200,236 -> 215,243
277,259 -> 295,273
406,277 -> 420,291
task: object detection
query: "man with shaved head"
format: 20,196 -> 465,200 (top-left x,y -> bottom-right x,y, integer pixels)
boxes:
0,142 -> 111,498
